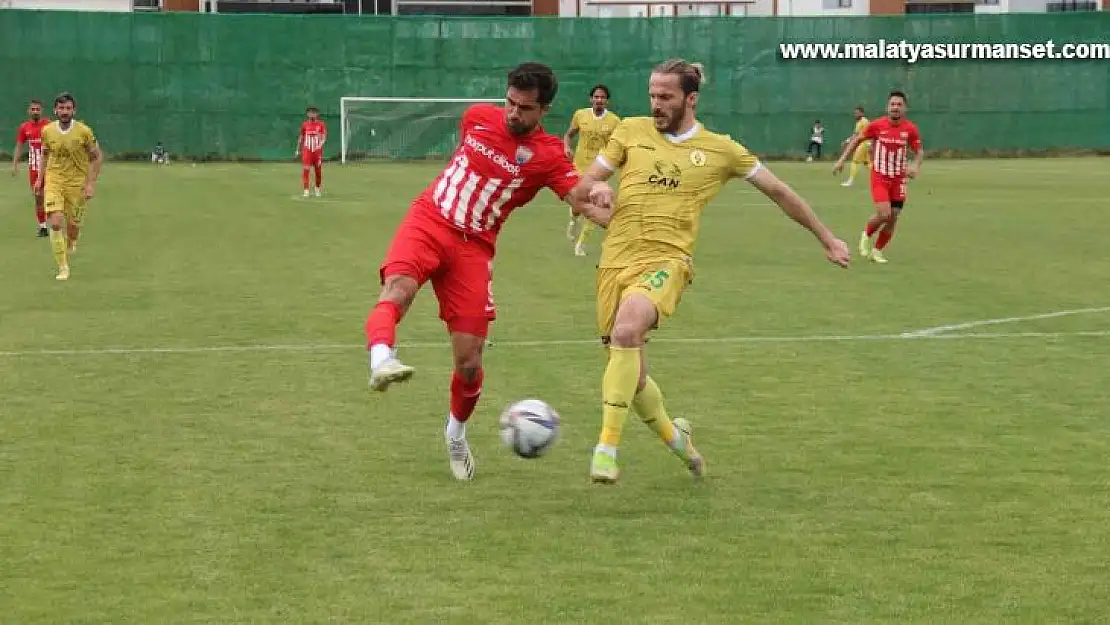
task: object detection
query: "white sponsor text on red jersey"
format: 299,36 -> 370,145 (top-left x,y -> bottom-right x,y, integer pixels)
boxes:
301,120 -> 327,152
17,119 -> 49,171
417,103 -> 579,244
865,116 -> 922,178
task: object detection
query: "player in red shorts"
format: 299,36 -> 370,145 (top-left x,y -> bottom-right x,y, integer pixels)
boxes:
834,90 -> 923,264
12,99 -> 51,237
295,106 -> 326,197
363,62 -> 612,481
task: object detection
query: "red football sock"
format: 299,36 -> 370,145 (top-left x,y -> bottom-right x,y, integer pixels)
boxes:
865,218 -> 884,237
365,300 -> 401,348
301,169 -> 309,190
449,368 -> 484,423
35,204 -> 45,225
313,165 -> 322,187
875,229 -> 894,250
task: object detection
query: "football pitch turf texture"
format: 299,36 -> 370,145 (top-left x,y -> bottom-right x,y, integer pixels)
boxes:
2,158 -> 1108,623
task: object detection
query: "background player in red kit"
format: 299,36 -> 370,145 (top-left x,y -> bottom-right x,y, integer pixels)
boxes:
363,62 -> 611,481
12,99 -> 51,237
834,90 -> 922,264
295,106 -> 326,197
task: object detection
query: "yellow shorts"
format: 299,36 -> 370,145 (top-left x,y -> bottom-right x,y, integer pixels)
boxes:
595,257 -> 693,341
44,183 -> 88,225
853,141 -> 872,165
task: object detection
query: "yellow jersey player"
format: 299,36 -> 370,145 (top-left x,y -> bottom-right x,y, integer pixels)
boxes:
839,106 -> 871,187
36,92 -> 102,281
563,84 -> 620,256
571,59 -> 851,484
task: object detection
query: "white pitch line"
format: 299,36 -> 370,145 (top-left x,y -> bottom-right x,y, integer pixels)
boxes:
901,306 -> 1110,338
0,330 -> 1108,358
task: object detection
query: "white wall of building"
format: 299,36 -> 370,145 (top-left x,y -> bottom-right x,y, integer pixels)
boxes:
0,0 -> 134,10
774,0 -> 869,15
559,0 -> 862,16
974,0 -> 1006,12
1006,0 -> 1049,11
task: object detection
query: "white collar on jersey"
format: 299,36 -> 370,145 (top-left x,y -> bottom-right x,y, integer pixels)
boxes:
591,109 -> 608,119
664,122 -> 700,144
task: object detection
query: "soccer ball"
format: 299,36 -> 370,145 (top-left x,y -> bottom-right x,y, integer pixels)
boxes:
499,399 -> 560,459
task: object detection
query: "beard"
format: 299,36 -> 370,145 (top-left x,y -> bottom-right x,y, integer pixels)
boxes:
507,120 -> 534,136
652,107 -> 685,135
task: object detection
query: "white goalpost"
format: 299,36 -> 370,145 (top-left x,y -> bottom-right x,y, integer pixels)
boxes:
340,97 -> 504,164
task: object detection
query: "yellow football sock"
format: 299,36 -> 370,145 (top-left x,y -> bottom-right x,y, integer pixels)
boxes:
849,162 -> 859,179
633,375 -> 677,447
598,346 -> 641,448
575,220 -> 594,247
49,228 -> 68,268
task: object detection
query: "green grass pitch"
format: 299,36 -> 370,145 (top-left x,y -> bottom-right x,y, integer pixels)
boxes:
2,158 -> 1109,624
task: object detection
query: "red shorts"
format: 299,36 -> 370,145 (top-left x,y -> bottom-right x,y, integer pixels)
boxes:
870,174 -> 907,205
301,150 -> 322,167
379,207 -> 496,337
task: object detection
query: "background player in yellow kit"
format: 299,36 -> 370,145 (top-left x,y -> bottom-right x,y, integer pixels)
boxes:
571,59 -> 851,484
839,105 -> 871,187
563,84 -> 620,256
36,92 -> 102,281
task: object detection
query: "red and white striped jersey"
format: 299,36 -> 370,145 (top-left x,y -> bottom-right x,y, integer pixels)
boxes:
415,103 -> 580,246
863,116 -> 922,179
300,120 -> 327,152
16,118 -> 50,172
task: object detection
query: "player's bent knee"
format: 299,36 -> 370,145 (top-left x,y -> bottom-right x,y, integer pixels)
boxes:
611,295 -> 656,347
448,329 -> 486,380
379,274 -> 419,307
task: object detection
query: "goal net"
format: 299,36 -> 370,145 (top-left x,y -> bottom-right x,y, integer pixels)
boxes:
340,97 -> 503,164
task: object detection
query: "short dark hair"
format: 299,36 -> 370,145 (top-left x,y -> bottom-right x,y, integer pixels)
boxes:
590,84 -> 610,99
54,92 -> 75,107
653,58 -> 707,95
29,99 -> 43,106
306,106 -> 318,113
507,62 -> 559,106
889,90 -> 908,104
855,105 -> 864,113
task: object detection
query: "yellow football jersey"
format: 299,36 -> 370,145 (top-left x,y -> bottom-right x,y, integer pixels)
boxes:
854,117 -> 870,136
570,108 -> 621,171
596,117 -> 760,269
42,120 -> 97,187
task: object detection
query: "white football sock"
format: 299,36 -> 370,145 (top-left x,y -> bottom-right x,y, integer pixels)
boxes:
445,415 -> 466,440
369,344 -> 393,370
595,444 -> 617,458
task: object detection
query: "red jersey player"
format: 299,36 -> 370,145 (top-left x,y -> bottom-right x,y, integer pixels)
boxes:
834,90 -> 923,264
296,106 -> 326,197
12,99 -> 51,237
363,62 -> 611,481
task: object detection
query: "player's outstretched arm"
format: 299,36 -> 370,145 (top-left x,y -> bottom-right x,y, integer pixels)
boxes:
747,167 -> 850,267
908,145 -> 924,178
84,142 -> 103,199
12,136 -> 24,176
566,160 -> 615,227
832,135 -> 862,174
562,121 -> 578,159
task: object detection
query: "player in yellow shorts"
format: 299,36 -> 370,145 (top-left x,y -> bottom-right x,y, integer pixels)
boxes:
36,92 -> 102,281
570,59 -> 851,484
562,84 -> 620,256
839,106 -> 871,187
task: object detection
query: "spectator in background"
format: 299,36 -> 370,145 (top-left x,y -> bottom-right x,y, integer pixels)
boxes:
152,142 -> 169,164
806,120 -> 823,162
